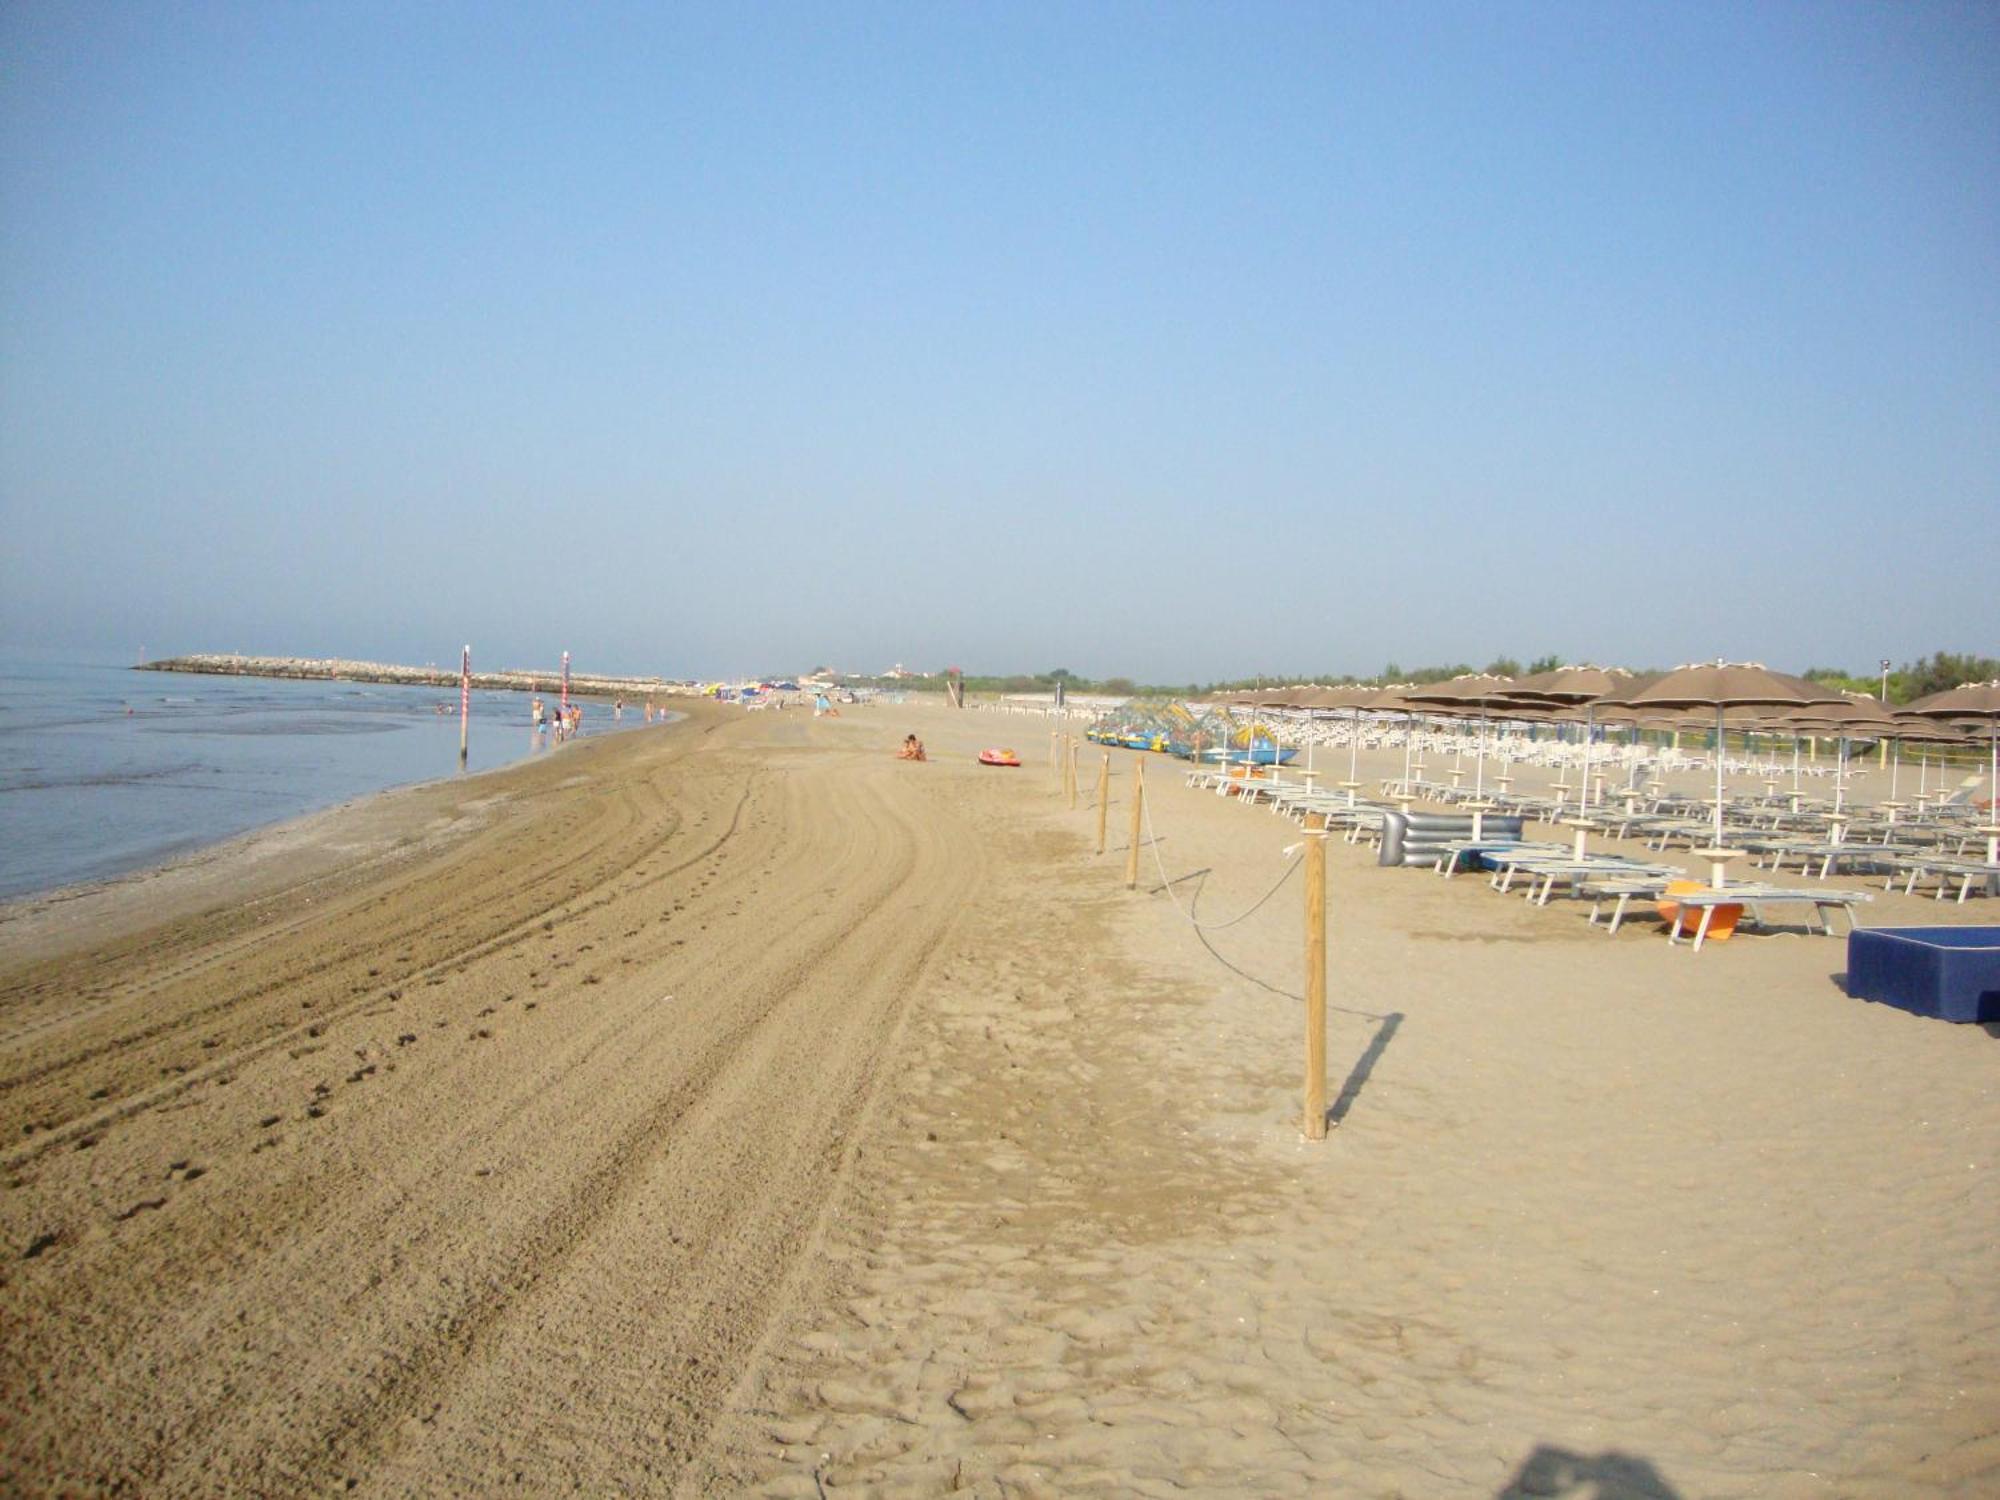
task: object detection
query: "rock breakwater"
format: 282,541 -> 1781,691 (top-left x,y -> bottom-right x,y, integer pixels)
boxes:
140,653 -> 694,699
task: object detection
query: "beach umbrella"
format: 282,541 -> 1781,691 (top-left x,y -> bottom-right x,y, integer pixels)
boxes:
1891,711 -> 1969,803
1623,663 -> 1843,886
1771,693 -> 1897,818
1502,665 -> 1636,815
1358,685 -> 1426,797
1904,681 -> 2000,863
1402,674 -> 1517,832
1268,686 -> 1335,778
1293,684 -> 1384,804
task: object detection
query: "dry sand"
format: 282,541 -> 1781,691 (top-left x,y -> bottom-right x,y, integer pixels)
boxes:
3,698 -> 1996,1497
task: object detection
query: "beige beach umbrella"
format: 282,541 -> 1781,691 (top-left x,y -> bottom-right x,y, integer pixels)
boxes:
1891,711 -> 1971,804
1623,662 -> 1842,885
1769,694 -> 1895,817
1298,684 -> 1387,803
1501,665 -> 1636,814
1402,674 -> 1517,824
1272,685 -> 1339,778
1904,681 -> 2000,862
1358,685 -> 1428,796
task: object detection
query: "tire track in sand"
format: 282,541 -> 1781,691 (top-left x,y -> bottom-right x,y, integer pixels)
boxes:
1,718 -> 980,1498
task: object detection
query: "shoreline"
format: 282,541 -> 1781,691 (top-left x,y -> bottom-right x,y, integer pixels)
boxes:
0,702 -> 704,966
0,656 -> 688,910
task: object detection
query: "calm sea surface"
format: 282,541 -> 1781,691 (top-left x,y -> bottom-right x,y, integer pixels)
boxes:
0,651 -> 667,901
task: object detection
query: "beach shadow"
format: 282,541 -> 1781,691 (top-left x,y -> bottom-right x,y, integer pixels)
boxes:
1496,1443 -> 1682,1499
1148,866 -> 1209,897
1327,1011 -> 1401,1129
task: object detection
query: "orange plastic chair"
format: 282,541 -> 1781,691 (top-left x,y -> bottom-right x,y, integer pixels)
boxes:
1656,879 -> 1743,942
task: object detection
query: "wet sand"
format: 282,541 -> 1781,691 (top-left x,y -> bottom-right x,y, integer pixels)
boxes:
4,699 -> 1996,1496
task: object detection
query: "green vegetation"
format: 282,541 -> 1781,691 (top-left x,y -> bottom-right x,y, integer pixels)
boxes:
1803,651 -> 2000,705
838,649 -> 1996,704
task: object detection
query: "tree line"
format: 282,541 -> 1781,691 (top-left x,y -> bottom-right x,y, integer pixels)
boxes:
845,649 -> 1995,704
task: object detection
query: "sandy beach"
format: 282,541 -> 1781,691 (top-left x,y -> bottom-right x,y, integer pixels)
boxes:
3,698 -> 1996,1497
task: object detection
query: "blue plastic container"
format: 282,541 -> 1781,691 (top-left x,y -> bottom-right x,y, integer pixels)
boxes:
1847,926 -> 2000,1023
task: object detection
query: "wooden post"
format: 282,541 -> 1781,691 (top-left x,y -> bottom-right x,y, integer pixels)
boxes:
1125,758 -> 1145,889
1095,752 -> 1110,855
1304,832 -> 1328,1140
1067,739 -> 1079,809
459,645 -> 471,766
1051,728 -> 1060,778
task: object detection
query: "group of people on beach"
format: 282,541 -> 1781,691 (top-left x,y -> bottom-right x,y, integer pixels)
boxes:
532,697 -> 583,743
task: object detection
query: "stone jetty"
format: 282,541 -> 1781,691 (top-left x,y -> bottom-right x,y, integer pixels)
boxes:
140,653 -> 696,698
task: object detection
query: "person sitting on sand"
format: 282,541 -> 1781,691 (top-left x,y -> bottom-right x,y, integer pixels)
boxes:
897,734 -> 927,762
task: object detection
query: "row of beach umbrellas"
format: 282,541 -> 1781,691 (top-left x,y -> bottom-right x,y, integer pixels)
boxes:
1222,665 -> 2000,884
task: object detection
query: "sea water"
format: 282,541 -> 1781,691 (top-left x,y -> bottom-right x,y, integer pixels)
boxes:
0,650 -> 665,901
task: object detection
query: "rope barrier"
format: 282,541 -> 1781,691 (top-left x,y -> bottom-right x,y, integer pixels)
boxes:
1095,754 -> 1395,1024
1137,763 -> 1302,932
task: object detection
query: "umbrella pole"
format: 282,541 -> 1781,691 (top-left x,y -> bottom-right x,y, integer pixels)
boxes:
1984,728 -> 2000,867
1581,708 -> 1595,815
1714,706 -> 1726,858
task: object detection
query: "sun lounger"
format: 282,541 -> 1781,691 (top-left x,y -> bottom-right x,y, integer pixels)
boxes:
1488,855 -> 1686,905
1434,838 -> 1562,877
1666,884 -> 1872,951
1889,857 -> 2000,903
1584,876 -> 1683,934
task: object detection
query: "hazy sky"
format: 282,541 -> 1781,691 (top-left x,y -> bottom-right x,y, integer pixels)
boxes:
3,3 -> 1995,684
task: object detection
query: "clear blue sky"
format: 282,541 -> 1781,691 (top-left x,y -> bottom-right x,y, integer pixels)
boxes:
3,2 -> 1994,684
